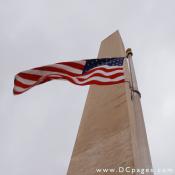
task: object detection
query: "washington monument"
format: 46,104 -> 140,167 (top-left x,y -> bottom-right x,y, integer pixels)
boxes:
67,31 -> 153,175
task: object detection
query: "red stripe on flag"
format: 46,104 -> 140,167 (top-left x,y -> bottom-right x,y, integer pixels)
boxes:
37,75 -> 125,86
83,67 -> 123,75
14,79 -> 31,89
77,72 -> 124,81
33,66 -> 81,77
62,75 -> 125,86
58,62 -> 84,70
18,73 -> 41,81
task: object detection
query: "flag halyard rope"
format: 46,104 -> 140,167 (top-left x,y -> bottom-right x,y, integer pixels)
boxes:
126,48 -> 141,99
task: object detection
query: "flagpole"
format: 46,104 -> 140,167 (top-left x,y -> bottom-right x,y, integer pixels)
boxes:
126,48 -> 153,172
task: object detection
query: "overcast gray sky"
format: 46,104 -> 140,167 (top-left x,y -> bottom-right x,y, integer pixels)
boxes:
1,0 -> 175,174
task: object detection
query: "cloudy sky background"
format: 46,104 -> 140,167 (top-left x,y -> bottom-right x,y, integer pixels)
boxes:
1,0 -> 175,174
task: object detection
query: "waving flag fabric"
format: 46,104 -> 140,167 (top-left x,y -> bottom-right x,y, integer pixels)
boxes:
13,57 -> 125,95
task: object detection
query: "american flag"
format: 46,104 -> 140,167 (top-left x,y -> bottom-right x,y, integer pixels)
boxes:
13,57 -> 125,95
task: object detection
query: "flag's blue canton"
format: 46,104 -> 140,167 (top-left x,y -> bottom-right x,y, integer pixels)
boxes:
83,57 -> 124,73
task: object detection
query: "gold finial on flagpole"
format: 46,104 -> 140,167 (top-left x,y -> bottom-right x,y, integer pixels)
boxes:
126,48 -> 133,58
